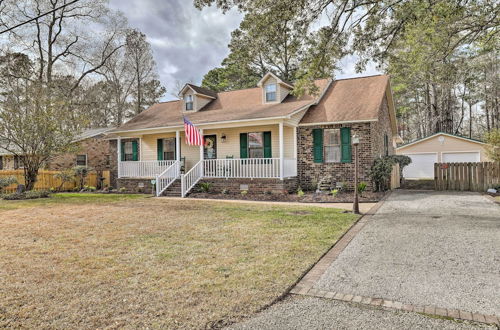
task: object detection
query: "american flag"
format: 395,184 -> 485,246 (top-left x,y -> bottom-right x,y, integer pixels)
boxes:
183,117 -> 204,146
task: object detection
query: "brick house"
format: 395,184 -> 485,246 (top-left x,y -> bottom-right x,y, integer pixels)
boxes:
109,73 -> 398,196
0,128 -> 118,188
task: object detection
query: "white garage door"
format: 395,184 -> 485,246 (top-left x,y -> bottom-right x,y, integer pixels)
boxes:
442,152 -> 480,163
403,153 -> 438,179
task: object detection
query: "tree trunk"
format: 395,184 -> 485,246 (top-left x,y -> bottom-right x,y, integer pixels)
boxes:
24,167 -> 39,191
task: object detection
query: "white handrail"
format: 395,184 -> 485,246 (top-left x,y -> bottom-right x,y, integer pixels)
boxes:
181,161 -> 203,197
155,161 -> 180,196
203,158 -> 282,179
119,160 -> 175,178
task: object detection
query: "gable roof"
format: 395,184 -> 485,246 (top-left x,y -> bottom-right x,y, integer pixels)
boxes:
74,127 -> 114,142
180,83 -> 217,99
113,79 -> 330,133
257,72 -> 294,89
396,132 -> 486,150
300,75 -> 390,125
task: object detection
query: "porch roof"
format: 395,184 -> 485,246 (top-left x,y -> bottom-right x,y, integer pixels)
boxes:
111,79 -> 330,133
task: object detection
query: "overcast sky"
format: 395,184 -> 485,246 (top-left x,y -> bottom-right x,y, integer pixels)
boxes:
109,0 -> 380,101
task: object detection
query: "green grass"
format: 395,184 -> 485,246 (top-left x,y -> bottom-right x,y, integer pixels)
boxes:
0,197 -> 358,329
0,192 -> 147,210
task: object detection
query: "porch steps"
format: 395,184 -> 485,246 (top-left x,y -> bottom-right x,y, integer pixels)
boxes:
161,179 -> 182,197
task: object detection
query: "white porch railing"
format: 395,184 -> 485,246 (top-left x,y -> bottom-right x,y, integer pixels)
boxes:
119,160 -> 175,178
203,158 -> 297,179
155,161 -> 180,196
181,161 -> 203,197
283,158 -> 297,178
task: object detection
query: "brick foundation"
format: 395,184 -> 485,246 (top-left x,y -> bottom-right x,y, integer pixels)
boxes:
117,178 -> 155,194
194,177 -> 298,195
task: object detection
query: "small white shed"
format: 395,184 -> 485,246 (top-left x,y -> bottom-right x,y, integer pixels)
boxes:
396,133 -> 489,179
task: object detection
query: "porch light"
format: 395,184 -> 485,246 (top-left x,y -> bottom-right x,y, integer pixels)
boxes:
221,134 -> 227,142
352,134 -> 360,146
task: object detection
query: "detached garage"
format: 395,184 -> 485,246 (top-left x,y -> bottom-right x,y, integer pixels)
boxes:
396,133 -> 489,179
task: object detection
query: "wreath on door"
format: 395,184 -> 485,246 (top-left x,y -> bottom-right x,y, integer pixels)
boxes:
205,138 -> 214,148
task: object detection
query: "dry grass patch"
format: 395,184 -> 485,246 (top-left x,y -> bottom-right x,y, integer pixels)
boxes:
0,194 -> 358,329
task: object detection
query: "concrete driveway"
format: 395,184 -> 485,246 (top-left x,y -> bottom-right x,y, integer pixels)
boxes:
314,190 -> 500,316
231,190 -> 499,329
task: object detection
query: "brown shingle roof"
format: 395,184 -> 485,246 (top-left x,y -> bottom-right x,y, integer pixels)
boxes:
186,84 -> 218,99
114,79 -> 330,132
300,75 -> 389,124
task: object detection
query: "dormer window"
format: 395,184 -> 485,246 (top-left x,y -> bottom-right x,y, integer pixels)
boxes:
185,95 -> 193,111
265,84 -> 277,102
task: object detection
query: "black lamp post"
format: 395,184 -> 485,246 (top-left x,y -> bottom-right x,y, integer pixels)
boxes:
352,134 -> 360,214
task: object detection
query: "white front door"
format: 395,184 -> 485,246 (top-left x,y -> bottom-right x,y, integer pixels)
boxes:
442,152 -> 480,163
403,153 -> 438,179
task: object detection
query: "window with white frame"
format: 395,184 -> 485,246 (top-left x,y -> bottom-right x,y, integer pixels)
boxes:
76,154 -> 87,166
248,132 -> 264,158
185,94 -> 193,110
265,83 -> 277,102
163,138 -> 176,160
324,129 -> 341,162
124,141 -> 134,161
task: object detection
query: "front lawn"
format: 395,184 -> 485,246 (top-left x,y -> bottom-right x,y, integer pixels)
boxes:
0,194 -> 358,328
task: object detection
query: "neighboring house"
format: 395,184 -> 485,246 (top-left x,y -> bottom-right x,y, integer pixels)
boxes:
0,128 -> 118,188
396,132 -> 490,179
110,73 -> 398,196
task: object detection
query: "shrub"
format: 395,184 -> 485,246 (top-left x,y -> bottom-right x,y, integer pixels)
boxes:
119,187 -> 127,193
297,188 -> 305,197
73,166 -> 91,190
53,169 -> 74,191
240,190 -> 248,195
357,182 -> 367,196
330,189 -> 339,197
221,188 -> 229,194
25,190 -> 50,199
3,192 -> 25,200
0,176 -> 17,193
387,155 -> 412,182
370,157 -> 395,191
199,182 -> 212,193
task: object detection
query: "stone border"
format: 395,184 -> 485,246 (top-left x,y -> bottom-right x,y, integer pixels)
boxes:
289,288 -> 499,326
290,190 -> 499,326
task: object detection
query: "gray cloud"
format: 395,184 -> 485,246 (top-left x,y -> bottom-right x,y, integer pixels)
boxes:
110,1 -> 380,101
109,0 -> 242,100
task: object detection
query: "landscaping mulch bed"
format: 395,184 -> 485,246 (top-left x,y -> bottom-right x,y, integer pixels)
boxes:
190,191 -> 385,203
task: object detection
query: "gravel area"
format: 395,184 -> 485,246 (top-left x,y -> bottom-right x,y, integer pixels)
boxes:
229,296 -> 493,330
314,190 -> 500,316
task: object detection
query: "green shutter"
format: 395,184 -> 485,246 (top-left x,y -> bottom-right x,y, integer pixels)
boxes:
384,134 -> 389,156
174,138 -> 177,160
263,131 -> 272,158
240,133 -> 248,158
132,141 -> 138,161
340,127 -> 351,163
120,141 -> 125,161
157,139 -> 163,160
312,129 -> 323,163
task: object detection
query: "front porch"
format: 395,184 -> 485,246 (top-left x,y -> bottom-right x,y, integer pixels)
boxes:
116,122 -> 298,196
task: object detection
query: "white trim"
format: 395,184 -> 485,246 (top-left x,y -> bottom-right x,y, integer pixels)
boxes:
257,72 -> 293,89
76,154 -> 88,167
299,119 -> 378,127
396,133 -> 486,150
279,122 -> 284,180
199,128 -> 204,177
175,131 -> 180,162
117,137 -> 121,177
400,151 -> 439,155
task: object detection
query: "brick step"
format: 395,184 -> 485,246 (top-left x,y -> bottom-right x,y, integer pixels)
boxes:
161,179 -> 182,197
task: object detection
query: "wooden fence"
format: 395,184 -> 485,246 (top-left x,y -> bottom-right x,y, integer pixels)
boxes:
0,170 -> 110,193
390,163 -> 401,190
434,162 -> 500,192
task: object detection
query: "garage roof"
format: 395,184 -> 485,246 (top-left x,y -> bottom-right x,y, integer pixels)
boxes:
397,132 -> 486,150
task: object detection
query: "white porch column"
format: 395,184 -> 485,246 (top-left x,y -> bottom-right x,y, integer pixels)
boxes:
199,128 -> 204,177
176,130 -> 180,162
279,122 -> 284,180
293,126 -> 297,159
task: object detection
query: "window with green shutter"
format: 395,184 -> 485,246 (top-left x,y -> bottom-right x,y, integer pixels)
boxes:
132,140 -> 138,161
312,129 -> 323,163
240,133 -> 248,158
157,138 -> 164,160
263,131 -> 272,158
120,141 -> 125,161
340,127 -> 351,163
